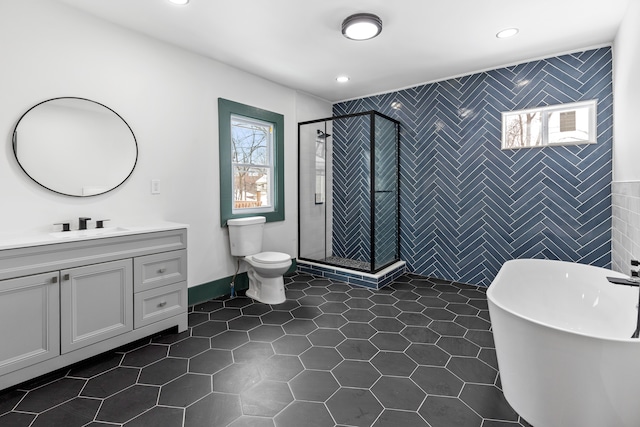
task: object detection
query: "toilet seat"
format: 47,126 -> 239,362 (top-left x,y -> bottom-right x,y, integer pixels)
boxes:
252,251 -> 290,265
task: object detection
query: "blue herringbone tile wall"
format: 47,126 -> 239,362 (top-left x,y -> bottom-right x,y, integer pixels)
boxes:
332,115 -> 372,263
373,116 -> 400,269
334,47 -> 613,286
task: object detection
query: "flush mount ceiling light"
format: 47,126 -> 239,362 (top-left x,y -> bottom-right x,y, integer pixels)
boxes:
336,75 -> 350,83
342,13 -> 383,40
168,0 -> 189,5
496,28 -> 519,39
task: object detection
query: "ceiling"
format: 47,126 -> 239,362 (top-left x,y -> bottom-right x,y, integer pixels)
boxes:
56,0 -> 629,103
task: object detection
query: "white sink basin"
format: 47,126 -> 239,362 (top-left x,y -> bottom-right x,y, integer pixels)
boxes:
0,222 -> 188,251
50,227 -> 130,239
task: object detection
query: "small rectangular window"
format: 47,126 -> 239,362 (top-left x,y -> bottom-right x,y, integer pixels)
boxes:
501,100 -> 596,149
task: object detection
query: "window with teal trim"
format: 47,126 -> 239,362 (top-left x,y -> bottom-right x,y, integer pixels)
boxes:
218,98 -> 285,226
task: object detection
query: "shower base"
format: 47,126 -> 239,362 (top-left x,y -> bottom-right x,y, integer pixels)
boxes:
296,259 -> 406,289
322,256 -> 370,271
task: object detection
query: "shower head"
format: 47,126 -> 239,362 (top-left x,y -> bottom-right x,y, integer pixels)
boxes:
317,129 -> 331,139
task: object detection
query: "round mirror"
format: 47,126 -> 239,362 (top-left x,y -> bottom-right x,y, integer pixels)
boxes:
12,97 -> 138,197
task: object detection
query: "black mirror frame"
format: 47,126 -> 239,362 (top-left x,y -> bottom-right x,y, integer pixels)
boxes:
12,97 -> 139,197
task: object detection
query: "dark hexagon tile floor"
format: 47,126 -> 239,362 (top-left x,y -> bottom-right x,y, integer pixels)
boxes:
0,272 -> 533,427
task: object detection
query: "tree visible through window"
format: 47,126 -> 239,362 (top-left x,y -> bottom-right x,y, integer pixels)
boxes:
231,115 -> 273,212
504,112 -> 542,148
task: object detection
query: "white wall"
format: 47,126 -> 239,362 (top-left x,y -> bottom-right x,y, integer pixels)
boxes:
291,94 -> 333,261
613,0 -> 640,181
0,0 -> 331,288
610,0 -> 640,273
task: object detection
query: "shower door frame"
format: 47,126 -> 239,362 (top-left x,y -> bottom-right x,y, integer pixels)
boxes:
297,110 -> 401,274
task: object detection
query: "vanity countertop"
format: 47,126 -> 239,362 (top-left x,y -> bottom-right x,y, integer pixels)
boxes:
0,221 -> 188,251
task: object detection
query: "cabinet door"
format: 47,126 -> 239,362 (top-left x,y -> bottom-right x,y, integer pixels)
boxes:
61,259 -> 133,354
0,272 -> 60,376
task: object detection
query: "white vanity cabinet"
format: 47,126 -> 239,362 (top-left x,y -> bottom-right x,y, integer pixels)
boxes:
0,225 -> 188,390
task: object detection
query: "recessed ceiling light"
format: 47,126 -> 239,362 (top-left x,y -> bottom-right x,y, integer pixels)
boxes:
336,76 -> 350,83
342,13 -> 383,41
168,0 -> 189,5
496,28 -> 519,39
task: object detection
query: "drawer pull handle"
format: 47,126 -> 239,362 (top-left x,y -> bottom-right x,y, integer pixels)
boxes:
63,274 -> 70,281
157,268 -> 166,274
51,276 -> 58,284
157,301 -> 167,308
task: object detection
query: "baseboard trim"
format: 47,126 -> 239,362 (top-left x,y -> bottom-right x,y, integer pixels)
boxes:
188,259 -> 297,306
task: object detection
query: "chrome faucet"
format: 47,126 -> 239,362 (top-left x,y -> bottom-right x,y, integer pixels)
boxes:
608,259 -> 640,338
78,217 -> 91,230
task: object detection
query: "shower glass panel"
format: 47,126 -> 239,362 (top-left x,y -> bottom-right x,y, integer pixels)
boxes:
298,111 -> 400,274
374,116 -> 399,271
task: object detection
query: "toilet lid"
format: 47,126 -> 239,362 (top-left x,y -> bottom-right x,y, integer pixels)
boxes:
253,252 -> 290,264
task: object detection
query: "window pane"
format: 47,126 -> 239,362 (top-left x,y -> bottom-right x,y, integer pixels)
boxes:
231,117 -> 271,166
503,112 -> 542,148
548,106 -> 592,144
233,166 -> 272,210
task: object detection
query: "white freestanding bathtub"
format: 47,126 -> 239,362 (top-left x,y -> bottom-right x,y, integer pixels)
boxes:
487,259 -> 640,427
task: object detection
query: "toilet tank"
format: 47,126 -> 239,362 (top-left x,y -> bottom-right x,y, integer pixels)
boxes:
227,216 -> 266,256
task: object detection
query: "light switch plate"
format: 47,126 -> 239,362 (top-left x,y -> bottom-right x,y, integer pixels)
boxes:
151,179 -> 160,194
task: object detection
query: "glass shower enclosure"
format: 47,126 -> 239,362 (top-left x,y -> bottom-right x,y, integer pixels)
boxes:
298,111 -> 400,274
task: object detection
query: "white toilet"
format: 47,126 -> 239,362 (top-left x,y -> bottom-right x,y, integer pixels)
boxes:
227,216 -> 291,304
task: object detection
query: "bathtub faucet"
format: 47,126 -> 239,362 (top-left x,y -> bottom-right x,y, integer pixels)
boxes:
607,260 -> 640,338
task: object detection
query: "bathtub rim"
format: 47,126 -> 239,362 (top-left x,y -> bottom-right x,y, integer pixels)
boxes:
487,258 -> 639,343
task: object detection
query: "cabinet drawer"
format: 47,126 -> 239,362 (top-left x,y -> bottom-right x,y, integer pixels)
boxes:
134,281 -> 187,329
134,249 -> 186,292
